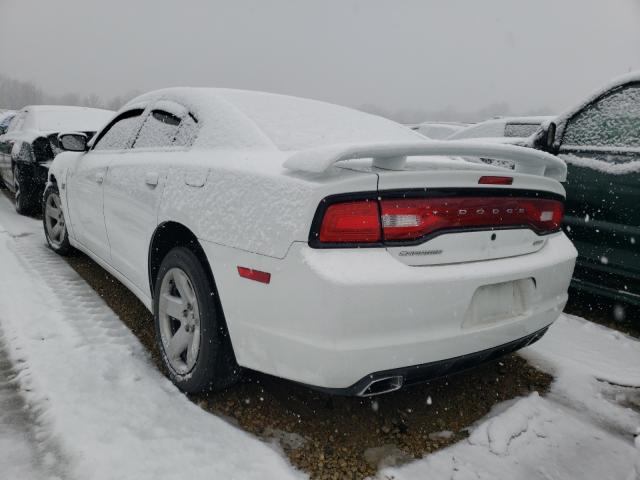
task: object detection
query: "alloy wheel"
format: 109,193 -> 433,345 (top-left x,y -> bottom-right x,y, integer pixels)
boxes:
158,268 -> 202,375
44,192 -> 67,248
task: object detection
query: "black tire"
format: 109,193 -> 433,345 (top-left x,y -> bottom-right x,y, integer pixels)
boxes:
43,184 -> 72,255
14,164 -> 38,215
154,247 -> 239,393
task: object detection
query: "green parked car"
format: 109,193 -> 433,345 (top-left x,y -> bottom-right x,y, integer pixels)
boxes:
530,73 -> 640,307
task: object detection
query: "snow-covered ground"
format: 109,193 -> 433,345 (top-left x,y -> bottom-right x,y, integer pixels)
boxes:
379,317 -> 640,480
0,192 -> 638,479
0,334 -> 49,480
0,194 -> 302,479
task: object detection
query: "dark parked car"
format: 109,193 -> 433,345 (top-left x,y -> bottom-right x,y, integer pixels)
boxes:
530,73 -> 640,307
0,105 -> 113,214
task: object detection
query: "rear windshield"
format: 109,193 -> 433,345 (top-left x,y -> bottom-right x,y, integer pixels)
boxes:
219,91 -> 422,150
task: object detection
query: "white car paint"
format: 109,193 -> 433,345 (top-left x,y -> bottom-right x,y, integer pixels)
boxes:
48,88 -> 577,392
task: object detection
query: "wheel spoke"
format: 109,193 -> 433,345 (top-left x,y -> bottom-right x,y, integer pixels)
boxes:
168,325 -> 192,360
51,223 -> 62,238
186,329 -> 200,367
173,270 -> 195,304
161,292 -> 185,320
47,205 -> 60,218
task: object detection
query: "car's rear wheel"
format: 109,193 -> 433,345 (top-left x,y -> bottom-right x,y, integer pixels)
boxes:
14,164 -> 37,215
154,247 -> 239,393
43,184 -> 72,255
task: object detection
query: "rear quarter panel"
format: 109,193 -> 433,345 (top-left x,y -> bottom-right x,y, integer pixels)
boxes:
157,151 -> 379,259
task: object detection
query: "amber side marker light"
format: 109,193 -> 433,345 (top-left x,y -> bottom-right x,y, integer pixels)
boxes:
478,176 -> 513,185
237,266 -> 271,284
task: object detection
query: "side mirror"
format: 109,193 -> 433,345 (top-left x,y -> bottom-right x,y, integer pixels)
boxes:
545,122 -> 556,151
58,132 -> 88,152
532,121 -> 557,153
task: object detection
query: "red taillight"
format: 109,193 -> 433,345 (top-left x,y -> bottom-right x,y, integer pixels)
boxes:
380,197 -> 563,241
319,200 -> 381,243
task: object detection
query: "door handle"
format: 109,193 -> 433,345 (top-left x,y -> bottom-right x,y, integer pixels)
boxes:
95,172 -> 104,184
145,171 -> 159,187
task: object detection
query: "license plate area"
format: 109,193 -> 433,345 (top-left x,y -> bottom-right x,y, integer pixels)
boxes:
462,278 -> 535,329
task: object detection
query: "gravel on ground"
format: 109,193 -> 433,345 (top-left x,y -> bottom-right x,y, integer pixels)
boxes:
65,250 -> 552,480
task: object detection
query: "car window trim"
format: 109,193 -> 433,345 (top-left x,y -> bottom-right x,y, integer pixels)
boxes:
91,108 -> 146,151
130,101 -> 199,150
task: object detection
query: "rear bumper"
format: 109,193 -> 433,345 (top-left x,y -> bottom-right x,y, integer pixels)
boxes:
203,232 -> 577,390
305,326 -> 549,396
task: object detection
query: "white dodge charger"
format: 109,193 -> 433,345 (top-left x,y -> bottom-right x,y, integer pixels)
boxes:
45,88 -> 576,396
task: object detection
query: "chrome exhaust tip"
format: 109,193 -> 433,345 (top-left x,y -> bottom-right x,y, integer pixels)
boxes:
357,375 -> 404,397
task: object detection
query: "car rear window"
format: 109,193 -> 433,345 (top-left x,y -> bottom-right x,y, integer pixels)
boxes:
218,91 -> 421,151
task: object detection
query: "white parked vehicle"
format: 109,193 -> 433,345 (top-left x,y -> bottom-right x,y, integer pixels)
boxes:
447,116 -> 553,143
45,88 -> 576,395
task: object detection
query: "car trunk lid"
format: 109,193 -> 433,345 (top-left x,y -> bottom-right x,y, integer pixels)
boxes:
375,168 -> 565,266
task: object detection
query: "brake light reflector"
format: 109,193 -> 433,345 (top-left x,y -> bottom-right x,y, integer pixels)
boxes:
478,176 -> 513,185
319,200 -> 381,243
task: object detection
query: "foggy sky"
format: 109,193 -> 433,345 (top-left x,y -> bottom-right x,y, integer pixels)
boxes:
1,0 -> 639,118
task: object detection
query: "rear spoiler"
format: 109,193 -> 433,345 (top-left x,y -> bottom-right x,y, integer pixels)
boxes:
283,140 -> 567,181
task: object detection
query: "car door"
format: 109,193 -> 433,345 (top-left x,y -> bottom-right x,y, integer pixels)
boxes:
66,108 -> 145,260
557,83 -> 640,296
103,100 -> 198,295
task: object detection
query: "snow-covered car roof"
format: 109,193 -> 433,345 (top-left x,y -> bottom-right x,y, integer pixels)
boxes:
554,71 -> 640,127
119,88 -> 566,181
124,88 -> 425,151
17,105 -> 114,134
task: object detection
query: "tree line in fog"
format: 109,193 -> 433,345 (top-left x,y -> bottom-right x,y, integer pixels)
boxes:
0,75 -> 138,112
1,74 -> 552,124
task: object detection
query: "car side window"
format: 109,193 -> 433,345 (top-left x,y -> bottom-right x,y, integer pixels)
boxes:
133,108 -> 198,149
173,113 -> 198,147
563,84 -> 640,148
133,110 -> 181,149
93,109 -> 144,151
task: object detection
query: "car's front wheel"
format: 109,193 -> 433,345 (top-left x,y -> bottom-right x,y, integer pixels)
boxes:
154,247 -> 239,393
43,184 -> 72,255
